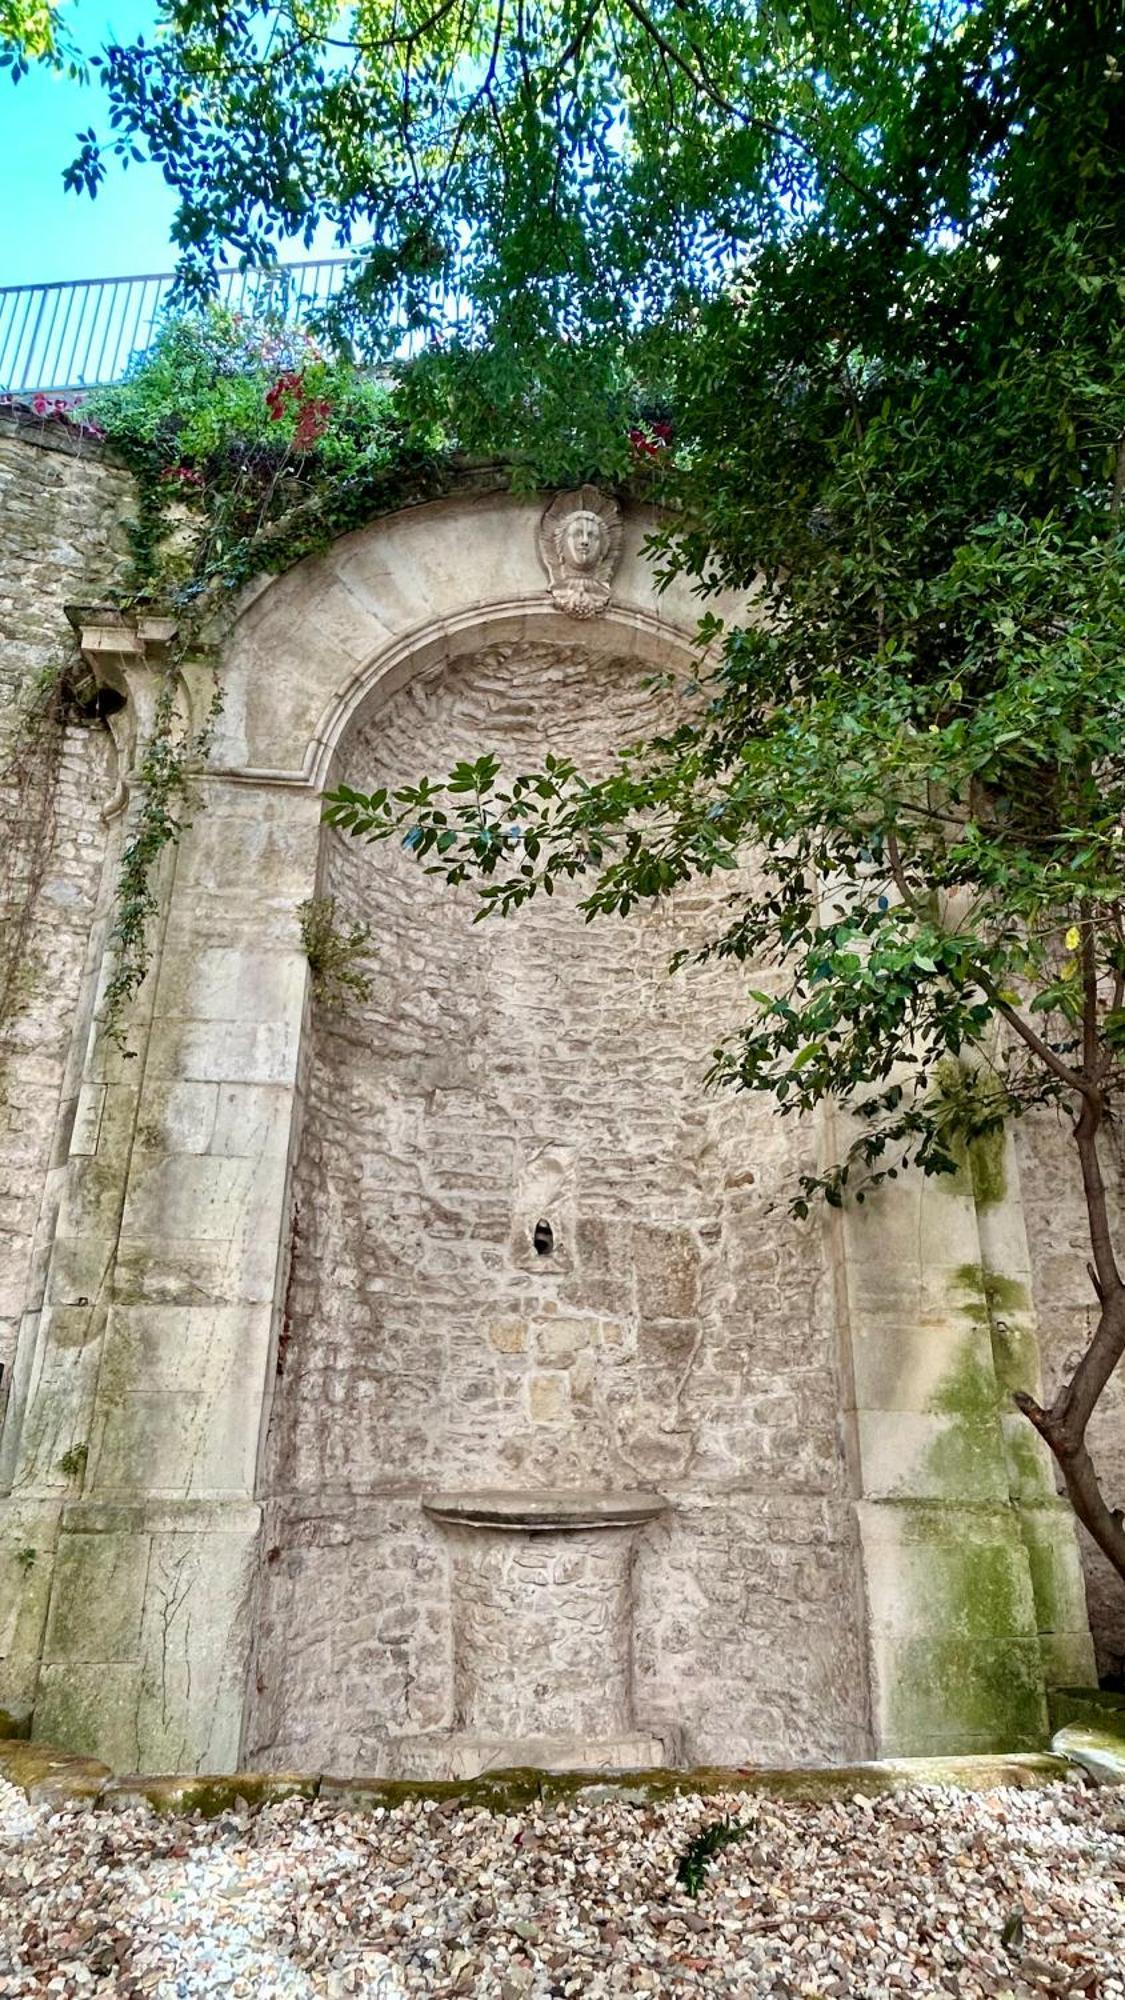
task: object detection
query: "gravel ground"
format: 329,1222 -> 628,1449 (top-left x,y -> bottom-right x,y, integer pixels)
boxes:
1,1773 -> 1123,1998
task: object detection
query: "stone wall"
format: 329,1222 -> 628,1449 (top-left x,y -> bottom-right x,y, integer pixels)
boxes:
0,456 -> 1109,1776
247,637 -> 872,1773
0,422 -> 132,1392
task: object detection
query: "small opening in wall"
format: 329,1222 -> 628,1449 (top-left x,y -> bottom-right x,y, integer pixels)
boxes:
533,1218 -> 554,1256
96,686 -> 127,719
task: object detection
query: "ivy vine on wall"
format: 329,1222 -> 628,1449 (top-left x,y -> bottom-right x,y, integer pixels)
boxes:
75,308 -> 453,1047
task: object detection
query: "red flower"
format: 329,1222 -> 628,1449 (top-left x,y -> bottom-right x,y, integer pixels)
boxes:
628,418 -> 673,460
293,396 -> 331,448
265,369 -> 305,420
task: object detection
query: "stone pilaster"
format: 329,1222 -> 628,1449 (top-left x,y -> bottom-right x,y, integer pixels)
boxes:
832,1099 -> 1095,1757
0,612 -> 318,1769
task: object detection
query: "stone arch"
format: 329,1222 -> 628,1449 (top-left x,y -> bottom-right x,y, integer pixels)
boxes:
208,488 -> 751,783
238,550 -> 872,1777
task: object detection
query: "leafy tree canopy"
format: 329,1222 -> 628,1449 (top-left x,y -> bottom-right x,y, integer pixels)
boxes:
1,0 -> 56,58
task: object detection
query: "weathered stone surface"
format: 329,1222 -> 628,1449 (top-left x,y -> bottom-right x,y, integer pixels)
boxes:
0,453 -> 1101,1775
1051,1723 -> 1125,1786
0,1734 -> 111,1805
248,633 -> 869,1776
100,1772 -> 320,1814
315,1751 -> 1072,1811
0,426 -> 132,1389
1048,1684 -> 1125,1734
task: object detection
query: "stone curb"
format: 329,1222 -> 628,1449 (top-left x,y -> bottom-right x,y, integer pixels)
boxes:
1045,1686 -> 1125,1787
0,1743 -> 1077,1815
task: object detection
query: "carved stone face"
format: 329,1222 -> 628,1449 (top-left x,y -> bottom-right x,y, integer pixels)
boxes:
560,510 -> 609,574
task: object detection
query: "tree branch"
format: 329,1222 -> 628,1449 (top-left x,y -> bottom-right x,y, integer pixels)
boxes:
989,990 -> 1086,1094
1111,431 -> 1125,524
1071,1090 -> 1122,1314
1017,1385 -> 1125,1577
617,0 -> 894,221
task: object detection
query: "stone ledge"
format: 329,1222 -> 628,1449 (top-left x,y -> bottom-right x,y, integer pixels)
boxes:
0,1739 -> 112,1807
1048,1686 -> 1125,1787
0,409 -> 126,464
0,1741 -> 1076,1815
422,1488 -> 667,1533
100,1774 -> 320,1815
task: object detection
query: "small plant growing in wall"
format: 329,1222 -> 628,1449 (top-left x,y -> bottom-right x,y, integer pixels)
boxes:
298,896 -> 374,1012
14,1548 -> 36,1574
57,1442 -> 89,1481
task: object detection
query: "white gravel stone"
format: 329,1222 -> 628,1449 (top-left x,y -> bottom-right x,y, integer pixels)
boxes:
1,1776 -> 1123,1996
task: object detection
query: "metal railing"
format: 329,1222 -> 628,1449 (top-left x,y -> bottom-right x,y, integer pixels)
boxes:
0,257 -> 459,399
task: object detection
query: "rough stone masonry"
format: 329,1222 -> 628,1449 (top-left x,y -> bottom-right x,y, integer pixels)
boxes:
0,416 -> 1117,1777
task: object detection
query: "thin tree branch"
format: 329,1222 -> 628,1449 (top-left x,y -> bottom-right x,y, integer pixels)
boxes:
1072,1091 -> 1122,1306
619,0 -> 895,220
1017,1381 -> 1125,1577
1111,431 -> 1125,523
989,989 -> 1086,1094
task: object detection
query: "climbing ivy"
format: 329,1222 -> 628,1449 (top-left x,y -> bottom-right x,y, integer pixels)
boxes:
98,668 -> 219,1051
75,308 -> 453,1045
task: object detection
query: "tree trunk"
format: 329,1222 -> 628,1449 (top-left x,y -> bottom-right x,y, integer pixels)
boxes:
1016,1285 -> 1125,1585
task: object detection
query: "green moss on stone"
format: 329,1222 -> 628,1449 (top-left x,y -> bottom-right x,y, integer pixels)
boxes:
885,1632 -> 1048,1753
969,1128 -> 1008,1209
948,1264 -> 991,1328
0,1739 -> 111,1805
949,1265 -> 1032,1336
983,1272 -> 1032,1316
0,1745 -> 1072,1815
1020,1520 -> 1085,1634
103,1774 -> 321,1815
1004,1419 -> 1057,1505
1048,1686 -> 1125,1736
922,1330 -> 1006,1502
321,1755 -> 1070,1814
930,1340 -> 999,1425
895,1505 -> 1034,1643
990,1323 -> 1040,1399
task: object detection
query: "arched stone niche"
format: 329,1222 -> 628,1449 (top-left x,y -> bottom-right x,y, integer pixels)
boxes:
244,612 -> 871,1777
0,485 -> 1093,1776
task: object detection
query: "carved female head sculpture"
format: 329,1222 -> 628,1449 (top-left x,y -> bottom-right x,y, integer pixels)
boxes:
561,509 -> 610,575
538,486 -> 623,618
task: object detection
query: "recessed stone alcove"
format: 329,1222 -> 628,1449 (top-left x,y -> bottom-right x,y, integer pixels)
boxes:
245,632 -> 871,1777
402,1490 -> 669,1776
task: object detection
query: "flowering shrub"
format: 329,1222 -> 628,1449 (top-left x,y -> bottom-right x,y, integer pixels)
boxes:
0,390 -> 105,439
83,306 -> 438,597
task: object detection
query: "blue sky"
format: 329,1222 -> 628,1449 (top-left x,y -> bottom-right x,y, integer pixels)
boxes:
0,3 -> 358,288
0,4 -> 181,285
